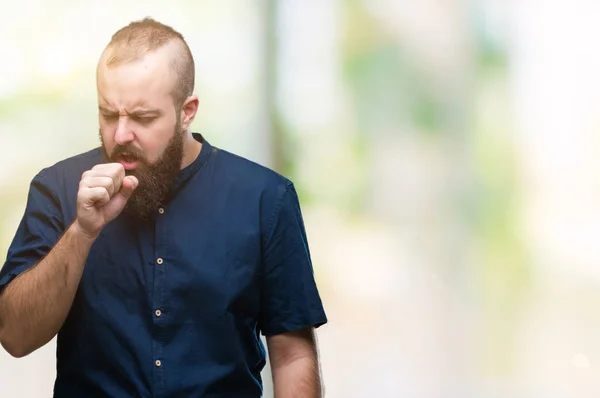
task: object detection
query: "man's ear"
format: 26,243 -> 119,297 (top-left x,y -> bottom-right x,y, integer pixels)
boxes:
180,95 -> 199,130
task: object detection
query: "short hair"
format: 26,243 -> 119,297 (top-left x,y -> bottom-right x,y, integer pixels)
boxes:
103,17 -> 195,108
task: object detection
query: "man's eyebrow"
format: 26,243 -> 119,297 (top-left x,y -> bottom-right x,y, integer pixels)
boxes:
98,106 -> 117,114
130,109 -> 161,116
98,107 -> 161,116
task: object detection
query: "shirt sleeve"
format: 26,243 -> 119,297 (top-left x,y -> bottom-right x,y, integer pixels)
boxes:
0,170 -> 65,290
258,181 -> 327,336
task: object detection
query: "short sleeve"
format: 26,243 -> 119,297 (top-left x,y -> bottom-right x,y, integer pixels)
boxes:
258,182 -> 327,336
0,171 -> 64,290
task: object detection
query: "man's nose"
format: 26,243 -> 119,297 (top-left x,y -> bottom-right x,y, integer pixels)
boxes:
114,117 -> 135,146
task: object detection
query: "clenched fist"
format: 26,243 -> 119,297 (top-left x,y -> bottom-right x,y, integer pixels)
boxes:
75,163 -> 138,239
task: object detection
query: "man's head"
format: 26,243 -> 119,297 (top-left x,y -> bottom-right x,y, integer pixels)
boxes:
97,18 -> 199,219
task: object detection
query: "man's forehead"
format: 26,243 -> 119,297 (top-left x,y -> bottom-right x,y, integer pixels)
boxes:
96,42 -> 181,110
97,65 -> 174,107
97,96 -> 166,115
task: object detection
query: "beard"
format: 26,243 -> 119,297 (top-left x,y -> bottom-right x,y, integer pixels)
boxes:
100,120 -> 184,220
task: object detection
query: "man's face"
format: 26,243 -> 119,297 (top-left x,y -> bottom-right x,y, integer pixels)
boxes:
97,48 -> 184,219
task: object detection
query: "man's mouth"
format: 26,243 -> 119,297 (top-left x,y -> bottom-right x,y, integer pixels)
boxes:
117,153 -> 139,170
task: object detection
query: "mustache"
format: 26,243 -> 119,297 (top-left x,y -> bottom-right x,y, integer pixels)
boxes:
109,145 -> 146,162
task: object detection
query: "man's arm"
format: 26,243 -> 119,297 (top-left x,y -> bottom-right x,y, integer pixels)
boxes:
0,222 -> 94,358
267,327 -> 324,398
0,163 -> 138,358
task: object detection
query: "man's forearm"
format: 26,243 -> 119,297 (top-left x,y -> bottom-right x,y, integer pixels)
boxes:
0,222 -> 94,357
273,355 -> 323,398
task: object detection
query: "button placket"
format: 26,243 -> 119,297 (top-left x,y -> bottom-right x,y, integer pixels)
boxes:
153,203 -> 167,392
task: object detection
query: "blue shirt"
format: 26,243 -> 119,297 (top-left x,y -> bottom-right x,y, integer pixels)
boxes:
0,133 -> 327,397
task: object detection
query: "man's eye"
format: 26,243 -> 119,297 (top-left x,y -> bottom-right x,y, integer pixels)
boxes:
134,116 -> 155,124
101,114 -> 118,121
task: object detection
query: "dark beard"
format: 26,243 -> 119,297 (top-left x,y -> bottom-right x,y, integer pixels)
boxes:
100,121 -> 184,220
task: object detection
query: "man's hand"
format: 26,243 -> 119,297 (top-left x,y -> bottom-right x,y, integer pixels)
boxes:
74,163 -> 138,240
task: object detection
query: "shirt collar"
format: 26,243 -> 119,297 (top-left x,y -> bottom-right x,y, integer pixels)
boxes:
169,132 -> 213,197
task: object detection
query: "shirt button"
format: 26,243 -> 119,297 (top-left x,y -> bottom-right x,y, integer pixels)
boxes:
155,360 -> 162,367
155,309 -> 162,317
158,207 -> 165,214
156,258 -> 163,265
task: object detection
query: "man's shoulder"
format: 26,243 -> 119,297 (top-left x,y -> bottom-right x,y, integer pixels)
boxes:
210,147 -> 299,220
36,147 -> 104,183
212,146 -> 293,190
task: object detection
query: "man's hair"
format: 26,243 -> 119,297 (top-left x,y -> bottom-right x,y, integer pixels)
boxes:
103,17 -> 195,108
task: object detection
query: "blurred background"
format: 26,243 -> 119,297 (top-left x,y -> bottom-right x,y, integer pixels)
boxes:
2,0 -> 600,397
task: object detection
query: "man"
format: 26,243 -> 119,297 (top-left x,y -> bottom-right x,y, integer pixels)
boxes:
0,18 -> 327,397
